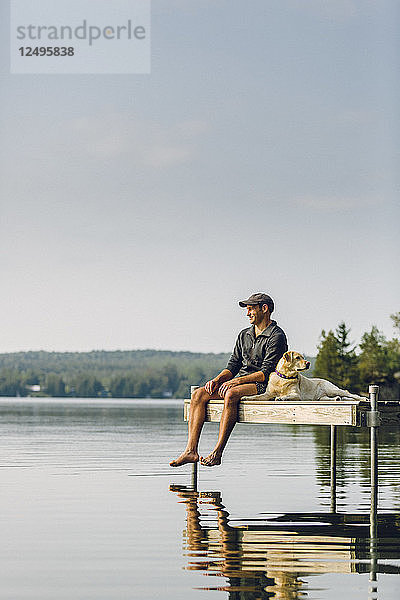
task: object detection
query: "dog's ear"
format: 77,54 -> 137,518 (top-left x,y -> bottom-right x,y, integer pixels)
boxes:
283,351 -> 292,362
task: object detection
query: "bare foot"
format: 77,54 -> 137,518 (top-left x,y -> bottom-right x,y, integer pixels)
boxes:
200,451 -> 222,467
169,450 -> 199,467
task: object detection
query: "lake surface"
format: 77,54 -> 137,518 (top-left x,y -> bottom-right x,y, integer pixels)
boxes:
0,398 -> 399,599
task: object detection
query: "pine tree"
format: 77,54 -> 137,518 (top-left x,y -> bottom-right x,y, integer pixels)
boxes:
313,330 -> 342,386
390,312 -> 400,335
358,326 -> 389,386
45,373 -> 66,397
314,323 -> 359,390
335,322 -> 359,389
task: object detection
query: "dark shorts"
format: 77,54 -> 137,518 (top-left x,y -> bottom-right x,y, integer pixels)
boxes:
255,382 -> 267,395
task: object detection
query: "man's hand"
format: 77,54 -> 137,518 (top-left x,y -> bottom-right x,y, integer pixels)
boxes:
218,378 -> 241,397
205,379 -> 218,395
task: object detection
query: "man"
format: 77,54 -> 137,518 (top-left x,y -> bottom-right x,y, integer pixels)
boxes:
170,293 -> 288,468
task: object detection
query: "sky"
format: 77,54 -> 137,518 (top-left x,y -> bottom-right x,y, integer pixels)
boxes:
0,0 -> 399,356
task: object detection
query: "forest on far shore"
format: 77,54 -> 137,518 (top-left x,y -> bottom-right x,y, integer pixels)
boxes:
0,349 -> 233,399
0,312 -> 398,399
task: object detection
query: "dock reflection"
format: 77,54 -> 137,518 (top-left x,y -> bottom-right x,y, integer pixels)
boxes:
170,485 -> 400,599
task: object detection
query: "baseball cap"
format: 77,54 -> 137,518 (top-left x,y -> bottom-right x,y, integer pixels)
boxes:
238,293 -> 274,313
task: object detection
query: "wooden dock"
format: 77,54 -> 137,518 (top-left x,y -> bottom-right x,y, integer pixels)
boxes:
183,397 -> 400,427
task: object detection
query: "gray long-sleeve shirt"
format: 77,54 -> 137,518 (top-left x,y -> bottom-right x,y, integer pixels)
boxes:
226,320 -> 288,382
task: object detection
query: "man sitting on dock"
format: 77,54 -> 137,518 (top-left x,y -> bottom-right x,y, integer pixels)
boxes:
170,293 -> 288,467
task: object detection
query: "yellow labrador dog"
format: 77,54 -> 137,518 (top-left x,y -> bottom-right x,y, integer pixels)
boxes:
256,351 -> 368,401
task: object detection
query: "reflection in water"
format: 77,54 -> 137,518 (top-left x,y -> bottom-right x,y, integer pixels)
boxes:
171,485 -> 400,599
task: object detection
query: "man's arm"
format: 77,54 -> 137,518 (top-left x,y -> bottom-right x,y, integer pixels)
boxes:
259,331 -> 288,381
227,371 -> 265,385
204,332 -> 244,394
205,369 -> 233,394
225,334 -> 243,379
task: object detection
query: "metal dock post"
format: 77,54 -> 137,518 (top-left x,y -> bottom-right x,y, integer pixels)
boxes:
369,384 -> 380,594
330,425 -> 337,512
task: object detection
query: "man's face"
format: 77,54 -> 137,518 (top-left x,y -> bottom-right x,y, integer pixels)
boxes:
246,304 -> 266,326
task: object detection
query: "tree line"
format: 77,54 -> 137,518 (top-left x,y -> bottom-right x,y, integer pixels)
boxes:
0,313 -> 398,398
0,349 -> 231,398
313,313 -> 400,399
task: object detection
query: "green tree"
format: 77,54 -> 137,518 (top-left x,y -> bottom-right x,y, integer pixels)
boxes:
335,322 -> 359,389
313,330 -> 341,385
22,370 -> 41,386
0,369 -> 25,396
389,312 -> 400,362
109,375 -> 128,397
313,323 -> 359,390
357,326 -> 391,386
161,363 -> 180,396
45,373 -> 66,397
391,312 -> 400,335
73,374 -> 104,397
388,312 -> 400,386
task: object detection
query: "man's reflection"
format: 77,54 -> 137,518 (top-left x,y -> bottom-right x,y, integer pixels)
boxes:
170,485 -> 305,599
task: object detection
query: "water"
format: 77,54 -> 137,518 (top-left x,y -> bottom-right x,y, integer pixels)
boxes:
0,398 -> 399,599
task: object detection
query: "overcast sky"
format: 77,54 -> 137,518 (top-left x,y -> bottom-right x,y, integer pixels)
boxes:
0,0 -> 399,356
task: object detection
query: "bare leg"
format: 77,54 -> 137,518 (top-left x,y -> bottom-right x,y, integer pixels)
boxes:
201,383 -> 257,466
170,387 -> 219,467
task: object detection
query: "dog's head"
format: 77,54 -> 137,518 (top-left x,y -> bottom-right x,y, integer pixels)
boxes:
276,351 -> 310,376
